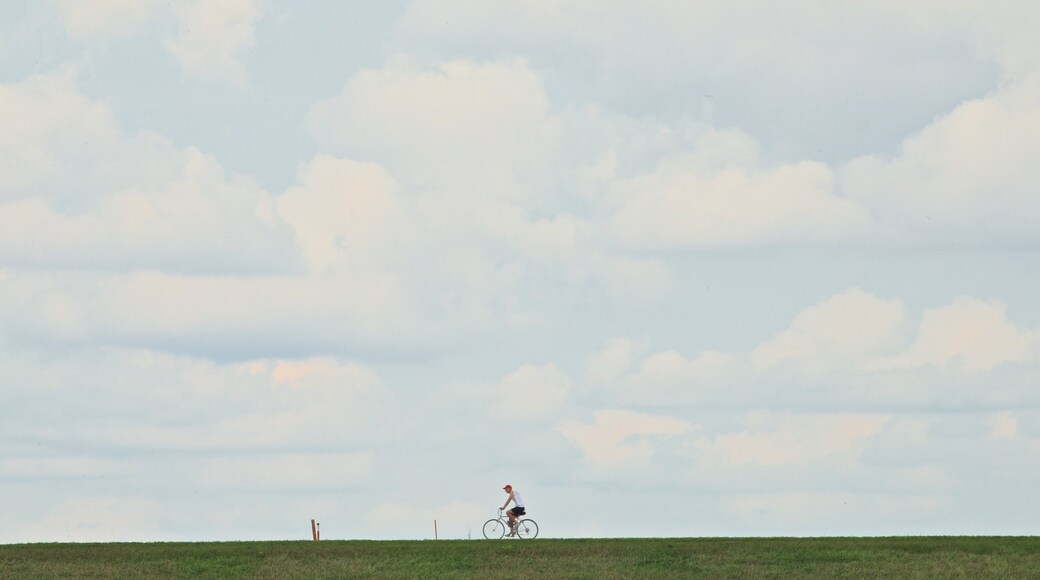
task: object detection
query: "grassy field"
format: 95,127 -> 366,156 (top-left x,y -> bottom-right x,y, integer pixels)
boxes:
3,537 -> 1040,579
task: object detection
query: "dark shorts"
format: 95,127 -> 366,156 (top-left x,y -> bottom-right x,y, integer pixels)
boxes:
510,507 -> 526,516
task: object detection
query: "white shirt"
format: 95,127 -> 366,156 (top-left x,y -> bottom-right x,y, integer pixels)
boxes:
511,490 -> 525,508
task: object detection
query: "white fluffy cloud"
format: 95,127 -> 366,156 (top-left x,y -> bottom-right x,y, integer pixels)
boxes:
0,68 -> 120,196
951,1 -> 1040,78
435,363 -> 573,425
0,70 -> 296,273
0,349 -> 385,451
165,0 -> 258,82
300,59 -> 678,312
618,349 -> 741,407
750,290 -> 1034,378
585,337 -> 648,384
395,1 -> 1000,161
492,364 -> 572,420
274,153 -> 533,340
53,0 -> 159,41
605,155 -> 871,249
844,77 -> 1040,246
605,289 -> 1040,411
0,346 -> 409,542
558,410 -> 692,470
387,1 -> 1040,251
50,0 -> 258,81
276,155 -> 409,274
695,412 -> 890,468
308,58 -> 560,196
752,288 -> 906,370
308,56 -> 879,251
883,297 -> 1035,371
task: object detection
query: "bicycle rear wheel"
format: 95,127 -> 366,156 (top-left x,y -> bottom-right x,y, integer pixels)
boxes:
516,519 -> 538,539
482,519 -> 505,539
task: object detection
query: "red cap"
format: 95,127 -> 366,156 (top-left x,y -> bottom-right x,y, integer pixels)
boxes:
503,484 -> 512,490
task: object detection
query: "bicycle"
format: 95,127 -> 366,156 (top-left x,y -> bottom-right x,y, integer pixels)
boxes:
482,508 -> 539,539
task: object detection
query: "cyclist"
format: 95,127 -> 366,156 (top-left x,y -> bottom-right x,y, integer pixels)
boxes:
500,484 -> 526,536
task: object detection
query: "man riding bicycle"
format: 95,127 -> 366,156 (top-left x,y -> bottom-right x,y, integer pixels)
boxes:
500,484 -> 525,536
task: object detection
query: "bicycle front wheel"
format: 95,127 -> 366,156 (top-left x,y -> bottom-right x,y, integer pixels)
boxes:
516,519 -> 538,539
482,519 -> 505,539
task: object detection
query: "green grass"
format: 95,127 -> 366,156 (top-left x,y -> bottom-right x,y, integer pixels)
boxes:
3,537 -> 1040,579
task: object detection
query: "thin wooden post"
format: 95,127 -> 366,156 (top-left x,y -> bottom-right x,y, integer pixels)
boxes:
434,519 -> 438,540
311,519 -> 317,542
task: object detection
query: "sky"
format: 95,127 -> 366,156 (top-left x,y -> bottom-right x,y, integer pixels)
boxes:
1,0 -> 1040,542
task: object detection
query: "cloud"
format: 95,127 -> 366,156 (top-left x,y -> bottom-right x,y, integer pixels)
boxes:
951,2 -> 1040,78
492,364 -> 572,421
606,289 -> 1040,410
696,412 -> 890,468
617,349 -> 741,407
558,410 -> 692,470
556,110 -> 878,250
382,3 -> 1038,253
605,153 -> 872,249
0,349 -> 385,452
0,70 -> 297,274
881,297 -> 1034,371
0,68 -> 675,355
394,1 -> 999,162
585,337 -> 648,383
756,291 -> 1036,375
0,149 -> 296,274
2,139 -> 632,357
843,77 -> 1040,246
276,155 -> 409,274
556,407 -> 892,492
273,155 -> 534,342
506,213 -> 674,301
752,288 -> 906,370
300,47 -> 1027,263
396,0 -> 568,51
165,0 -> 258,82
267,142 -> 671,350
435,363 -> 573,424
305,56 -> 880,256
50,0 -> 258,81
52,0 -> 159,41
0,68 -> 120,196
308,58 -> 560,195
300,46 -> 1038,254
989,411 -> 1019,440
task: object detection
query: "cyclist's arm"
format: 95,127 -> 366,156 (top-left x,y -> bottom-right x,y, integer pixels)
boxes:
501,492 -> 514,510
